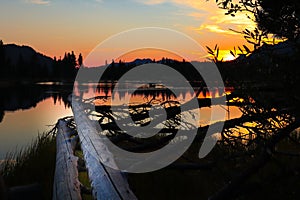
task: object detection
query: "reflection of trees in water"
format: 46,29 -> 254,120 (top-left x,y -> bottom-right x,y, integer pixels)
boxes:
0,84 -> 73,123
95,83 -> 178,101
89,82 -> 228,104
83,83 -> 300,199
131,87 -> 176,103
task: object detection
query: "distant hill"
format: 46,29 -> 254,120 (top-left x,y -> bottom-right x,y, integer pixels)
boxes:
0,43 -> 78,82
3,44 -> 54,69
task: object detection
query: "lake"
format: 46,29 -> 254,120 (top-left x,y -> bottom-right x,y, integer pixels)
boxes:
0,83 -> 73,159
0,82 -> 242,160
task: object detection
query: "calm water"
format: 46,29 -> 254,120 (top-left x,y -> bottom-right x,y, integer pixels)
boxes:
0,83 -> 73,159
0,82 -> 242,160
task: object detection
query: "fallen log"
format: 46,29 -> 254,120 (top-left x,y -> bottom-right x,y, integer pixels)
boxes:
72,97 -> 137,200
53,119 -> 81,200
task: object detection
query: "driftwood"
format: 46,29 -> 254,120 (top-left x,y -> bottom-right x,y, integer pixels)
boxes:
53,119 -> 81,200
105,109 -> 285,153
72,97 -> 137,200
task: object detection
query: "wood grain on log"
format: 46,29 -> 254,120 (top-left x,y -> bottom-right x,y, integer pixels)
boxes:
72,97 -> 137,200
53,120 -> 81,200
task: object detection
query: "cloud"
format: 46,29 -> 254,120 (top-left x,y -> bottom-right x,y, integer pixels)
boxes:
186,4 -> 256,36
25,0 -> 50,5
134,0 -> 214,10
211,10 -> 256,28
187,12 -> 209,20
134,0 -> 257,42
195,24 -> 239,35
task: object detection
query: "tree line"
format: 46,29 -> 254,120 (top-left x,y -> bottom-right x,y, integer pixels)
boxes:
0,40 -> 82,82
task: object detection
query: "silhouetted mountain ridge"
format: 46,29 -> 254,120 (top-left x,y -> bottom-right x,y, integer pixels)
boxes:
3,44 -> 53,69
0,43 -> 79,82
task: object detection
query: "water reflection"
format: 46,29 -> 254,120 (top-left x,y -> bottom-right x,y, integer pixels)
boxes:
0,82 -> 241,159
0,83 -> 73,159
75,82 -> 233,106
74,82 -> 242,128
0,83 -> 72,123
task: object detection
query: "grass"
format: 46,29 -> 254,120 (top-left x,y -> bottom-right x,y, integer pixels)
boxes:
0,130 -> 56,200
0,120 -> 94,200
75,150 -> 93,200
1,119 -> 299,200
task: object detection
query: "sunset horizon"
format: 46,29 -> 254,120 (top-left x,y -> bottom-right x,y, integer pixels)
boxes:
0,0 -> 256,63
1,0 -> 299,199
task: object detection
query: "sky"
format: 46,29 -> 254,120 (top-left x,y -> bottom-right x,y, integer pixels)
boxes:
0,0 -> 256,64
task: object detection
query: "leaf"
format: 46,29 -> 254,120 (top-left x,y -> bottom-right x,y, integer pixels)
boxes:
216,47 -> 219,58
214,44 -> 218,51
243,45 -> 251,54
243,31 -> 250,35
258,35 -> 261,46
230,50 -> 235,57
206,46 -> 214,54
238,46 -> 244,53
247,40 -> 256,45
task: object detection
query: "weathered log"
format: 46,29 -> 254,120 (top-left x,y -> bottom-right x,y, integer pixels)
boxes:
72,97 -> 137,200
53,119 -> 81,200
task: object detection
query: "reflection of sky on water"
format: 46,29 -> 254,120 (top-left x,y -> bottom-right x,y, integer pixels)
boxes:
77,83 -> 242,129
0,97 -> 72,159
76,82 -> 232,105
0,83 -> 241,160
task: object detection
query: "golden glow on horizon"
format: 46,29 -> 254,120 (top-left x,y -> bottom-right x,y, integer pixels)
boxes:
205,49 -> 242,62
0,0 -> 262,61
221,52 -> 236,61
221,49 -> 242,61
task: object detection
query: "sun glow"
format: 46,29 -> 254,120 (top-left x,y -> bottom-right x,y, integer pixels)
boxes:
222,52 -> 236,61
206,49 -> 239,61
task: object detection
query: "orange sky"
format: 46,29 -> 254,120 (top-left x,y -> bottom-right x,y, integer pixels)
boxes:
0,0 -> 257,64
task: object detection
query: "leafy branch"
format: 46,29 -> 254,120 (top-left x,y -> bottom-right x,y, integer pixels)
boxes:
229,45 -> 252,59
206,44 -> 223,63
